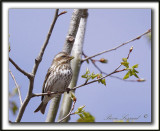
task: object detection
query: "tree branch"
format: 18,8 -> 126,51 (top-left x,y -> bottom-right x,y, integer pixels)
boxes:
58,9 -> 88,122
45,95 -> 61,122
58,100 -> 76,123
32,9 -> 59,75
82,29 -> 151,62
72,68 -> 126,91
15,9 -> 60,122
9,69 -> 23,105
46,9 -> 84,122
32,46 -> 139,98
62,9 -> 83,54
83,49 -> 141,82
31,67 -> 126,98
9,57 -> 32,79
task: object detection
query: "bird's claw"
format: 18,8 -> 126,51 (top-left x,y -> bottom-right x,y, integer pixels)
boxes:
47,91 -> 51,97
66,88 -> 71,94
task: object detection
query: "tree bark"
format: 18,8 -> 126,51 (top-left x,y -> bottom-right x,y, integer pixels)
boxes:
46,9 -> 83,122
15,9 -> 59,122
58,9 -> 88,122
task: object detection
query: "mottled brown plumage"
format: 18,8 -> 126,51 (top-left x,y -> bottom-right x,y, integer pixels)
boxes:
34,52 -> 74,114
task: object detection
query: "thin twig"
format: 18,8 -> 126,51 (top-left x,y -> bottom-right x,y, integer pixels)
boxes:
82,29 -> 151,62
72,68 -> 126,91
15,9 -> 61,122
32,9 -> 60,75
9,69 -> 23,105
58,11 -> 67,17
83,48 -> 139,82
32,47 -> 135,98
114,46 -> 133,72
58,100 -> 76,122
32,67 -> 126,97
57,9 -> 85,122
91,62 -> 140,82
9,57 -> 32,79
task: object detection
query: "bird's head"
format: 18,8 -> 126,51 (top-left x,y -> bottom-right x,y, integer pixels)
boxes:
53,52 -> 74,64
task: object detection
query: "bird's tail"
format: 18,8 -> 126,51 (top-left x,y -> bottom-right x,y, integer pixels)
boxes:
34,102 -> 48,114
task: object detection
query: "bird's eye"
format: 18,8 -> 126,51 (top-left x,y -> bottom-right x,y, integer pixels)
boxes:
61,55 -> 66,58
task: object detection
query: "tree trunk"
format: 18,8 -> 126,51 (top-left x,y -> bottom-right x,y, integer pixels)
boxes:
45,9 -> 83,122
58,9 -> 88,122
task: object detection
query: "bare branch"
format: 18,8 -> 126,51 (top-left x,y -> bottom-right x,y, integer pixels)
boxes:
58,11 -> 67,17
83,50 -> 138,82
71,68 -> 126,91
114,46 -> 133,72
32,9 -> 60,75
33,46 -> 137,98
58,100 -> 76,122
62,9 -> 83,54
32,66 -> 126,98
58,9 -> 88,122
91,61 -> 141,82
9,69 -> 23,105
15,9 -> 60,122
82,29 -> 151,62
46,9 -> 84,122
32,92 -> 62,97
32,46 -> 144,99
9,57 -> 32,79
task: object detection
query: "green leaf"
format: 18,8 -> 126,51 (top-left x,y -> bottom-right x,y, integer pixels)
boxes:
132,64 -> 139,68
129,69 -> 133,76
123,71 -> 130,79
77,112 -> 95,122
97,74 -> 102,78
86,59 -> 89,64
75,105 -> 85,114
92,74 -> 97,79
121,62 -> 129,68
133,73 -> 139,78
86,76 -> 91,81
134,69 -> 139,73
101,79 -> 106,86
81,74 -> 87,78
133,68 -> 139,73
13,88 -> 18,96
122,58 -> 127,62
9,43 -> 11,52
86,68 -> 90,74
82,68 -> 92,80
90,72 -> 94,79
70,92 -> 76,101
147,32 -> 151,40
78,114 -> 85,120
91,73 -> 99,79
10,101 -> 18,115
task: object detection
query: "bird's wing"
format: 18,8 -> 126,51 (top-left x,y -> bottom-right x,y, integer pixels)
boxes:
41,67 -> 52,101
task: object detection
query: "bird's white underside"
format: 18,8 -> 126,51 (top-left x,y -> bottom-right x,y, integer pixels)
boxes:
43,64 -> 72,104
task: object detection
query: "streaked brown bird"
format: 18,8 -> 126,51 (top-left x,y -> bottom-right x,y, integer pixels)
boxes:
34,52 -> 74,114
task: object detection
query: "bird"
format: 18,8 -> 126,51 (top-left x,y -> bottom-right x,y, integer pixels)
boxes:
34,52 -> 74,114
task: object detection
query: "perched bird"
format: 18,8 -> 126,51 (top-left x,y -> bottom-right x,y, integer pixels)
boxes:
34,52 -> 74,114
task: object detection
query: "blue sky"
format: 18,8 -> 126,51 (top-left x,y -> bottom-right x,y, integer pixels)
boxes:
9,9 -> 151,122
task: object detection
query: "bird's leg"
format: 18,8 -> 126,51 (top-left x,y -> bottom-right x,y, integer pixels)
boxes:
66,88 -> 71,94
47,91 -> 51,97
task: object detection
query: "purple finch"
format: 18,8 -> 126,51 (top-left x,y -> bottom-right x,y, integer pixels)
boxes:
34,52 -> 74,114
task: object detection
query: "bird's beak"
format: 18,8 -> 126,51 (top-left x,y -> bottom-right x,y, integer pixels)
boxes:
69,56 -> 74,60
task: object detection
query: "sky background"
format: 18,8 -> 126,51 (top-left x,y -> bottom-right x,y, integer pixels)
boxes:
9,9 -> 151,122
